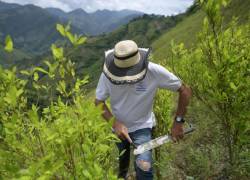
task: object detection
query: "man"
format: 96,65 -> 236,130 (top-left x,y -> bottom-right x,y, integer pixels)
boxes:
95,40 -> 192,180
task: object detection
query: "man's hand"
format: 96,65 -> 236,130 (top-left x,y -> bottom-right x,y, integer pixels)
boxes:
113,120 -> 133,143
171,121 -> 184,142
95,99 -> 133,144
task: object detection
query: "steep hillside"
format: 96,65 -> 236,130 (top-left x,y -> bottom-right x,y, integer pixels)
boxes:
0,46 -> 32,69
152,0 -> 250,61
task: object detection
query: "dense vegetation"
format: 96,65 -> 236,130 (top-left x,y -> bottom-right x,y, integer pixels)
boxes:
0,28 -> 119,179
153,0 -> 250,179
0,0 -> 249,179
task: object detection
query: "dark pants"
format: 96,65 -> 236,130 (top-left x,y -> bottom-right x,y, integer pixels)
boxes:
117,128 -> 153,180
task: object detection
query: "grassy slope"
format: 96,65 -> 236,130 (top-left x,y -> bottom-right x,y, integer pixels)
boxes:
223,0 -> 250,24
152,0 -> 250,61
152,10 -> 205,61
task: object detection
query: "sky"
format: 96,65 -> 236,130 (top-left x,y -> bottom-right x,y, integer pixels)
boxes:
2,0 -> 194,15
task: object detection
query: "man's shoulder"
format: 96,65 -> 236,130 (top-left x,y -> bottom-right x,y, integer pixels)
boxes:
148,62 -> 165,73
98,72 -> 110,85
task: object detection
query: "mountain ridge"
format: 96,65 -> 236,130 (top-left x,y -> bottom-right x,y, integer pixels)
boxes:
0,1 -> 143,57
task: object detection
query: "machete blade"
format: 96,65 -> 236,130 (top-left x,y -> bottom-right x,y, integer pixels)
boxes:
133,124 -> 195,155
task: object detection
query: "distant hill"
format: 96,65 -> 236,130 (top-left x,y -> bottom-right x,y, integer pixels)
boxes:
46,8 -> 143,36
0,1 -> 19,11
0,1 -> 143,58
0,2 -> 73,57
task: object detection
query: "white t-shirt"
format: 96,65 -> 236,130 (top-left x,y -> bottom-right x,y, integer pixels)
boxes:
96,62 -> 182,133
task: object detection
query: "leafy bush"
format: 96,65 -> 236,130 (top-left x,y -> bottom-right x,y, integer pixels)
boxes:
167,0 -> 250,178
153,0 -> 249,179
0,25 -> 118,179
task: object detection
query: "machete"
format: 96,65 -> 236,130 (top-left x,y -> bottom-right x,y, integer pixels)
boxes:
133,124 -> 195,155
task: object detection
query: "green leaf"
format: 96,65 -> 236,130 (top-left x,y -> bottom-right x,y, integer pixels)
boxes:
45,60 -> 58,78
4,35 -> 13,53
82,170 -> 92,179
44,60 -> 52,69
81,75 -> 89,85
77,36 -> 87,45
56,80 -> 66,95
56,24 -> 66,37
33,72 -> 39,81
4,86 -> 18,106
66,31 -> 75,44
16,89 -> 24,97
51,44 -> 63,59
33,67 -> 48,74
230,82 -> 237,91
222,0 -> 228,7
20,70 -> 31,76
59,65 -> 65,78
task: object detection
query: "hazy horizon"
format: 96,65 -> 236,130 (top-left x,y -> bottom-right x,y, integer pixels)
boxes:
1,0 -> 194,15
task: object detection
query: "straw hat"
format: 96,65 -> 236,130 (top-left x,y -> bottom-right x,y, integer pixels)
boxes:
103,40 -> 150,85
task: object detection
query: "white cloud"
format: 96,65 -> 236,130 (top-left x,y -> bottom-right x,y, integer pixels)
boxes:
2,0 -> 194,15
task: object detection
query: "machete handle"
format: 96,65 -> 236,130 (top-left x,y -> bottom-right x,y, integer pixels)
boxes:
184,123 -> 195,135
131,142 -> 137,148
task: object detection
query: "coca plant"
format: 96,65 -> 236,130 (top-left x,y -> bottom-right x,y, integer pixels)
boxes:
0,24 -> 118,179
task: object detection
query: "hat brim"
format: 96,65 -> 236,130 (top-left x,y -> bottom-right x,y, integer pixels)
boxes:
103,49 -> 150,85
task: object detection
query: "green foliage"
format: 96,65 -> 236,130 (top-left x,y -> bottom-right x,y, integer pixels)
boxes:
151,0 -> 250,179
57,23 -> 87,46
0,24 -> 118,179
153,88 -> 174,179
4,35 -> 13,53
159,0 -> 250,178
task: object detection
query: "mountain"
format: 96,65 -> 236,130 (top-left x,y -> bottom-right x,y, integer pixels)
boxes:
46,8 -> 143,35
0,1 -> 19,11
0,1 -> 143,63
0,2 -> 66,58
45,7 -> 68,19
90,9 -> 143,34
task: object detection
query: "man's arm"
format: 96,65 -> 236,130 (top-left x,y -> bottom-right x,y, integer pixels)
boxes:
171,84 -> 192,141
95,99 -> 132,143
95,99 -> 113,120
176,84 -> 192,116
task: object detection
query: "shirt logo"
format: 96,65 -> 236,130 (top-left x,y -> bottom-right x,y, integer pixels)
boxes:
135,82 -> 147,92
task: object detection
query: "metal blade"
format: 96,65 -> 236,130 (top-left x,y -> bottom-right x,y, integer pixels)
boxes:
133,124 -> 195,155
134,135 -> 171,155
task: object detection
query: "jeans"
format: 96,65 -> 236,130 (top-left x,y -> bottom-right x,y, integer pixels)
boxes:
117,128 -> 153,180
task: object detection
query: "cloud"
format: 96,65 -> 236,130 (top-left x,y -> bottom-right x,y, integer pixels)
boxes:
2,0 -> 194,15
